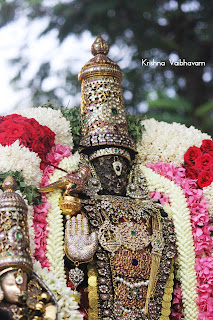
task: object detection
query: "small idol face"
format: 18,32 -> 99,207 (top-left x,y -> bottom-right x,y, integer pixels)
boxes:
92,154 -> 130,196
1,270 -> 28,304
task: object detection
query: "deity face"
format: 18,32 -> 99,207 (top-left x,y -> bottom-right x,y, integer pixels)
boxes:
92,155 -> 130,196
0,270 -> 28,304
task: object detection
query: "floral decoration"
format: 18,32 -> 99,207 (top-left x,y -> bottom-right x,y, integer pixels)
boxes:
16,107 -> 73,148
142,161 -> 213,320
34,260 -> 83,320
0,114 -> 55,168
0,141 -> 42,186
33,144 -> 72,269
0,109 -> 83,319
137,119 -> 210,166
184,140 -> 213,188
141,165 -> 199,320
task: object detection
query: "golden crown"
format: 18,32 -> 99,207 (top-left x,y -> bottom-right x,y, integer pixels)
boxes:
0,176 -> 33,276
78,35 -> 137,158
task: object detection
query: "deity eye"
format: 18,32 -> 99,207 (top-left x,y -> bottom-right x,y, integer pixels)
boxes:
112,157 -> 122,176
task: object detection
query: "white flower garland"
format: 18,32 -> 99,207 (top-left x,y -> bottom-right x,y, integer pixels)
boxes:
46,189 -> 66,280
137,119 -> 210,166
33,260 -> 83,320
141,165 -> 198,320
0,141 -> 42,187
46,152 -> 80,277
43,153 -> 82,320
15,107 -> 73,148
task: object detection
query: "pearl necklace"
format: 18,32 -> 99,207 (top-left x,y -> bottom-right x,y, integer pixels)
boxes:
116,276 -> 149,288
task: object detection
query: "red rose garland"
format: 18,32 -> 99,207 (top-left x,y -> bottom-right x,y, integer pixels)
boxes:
184,140 -> 213,188
0,114 -> 55,168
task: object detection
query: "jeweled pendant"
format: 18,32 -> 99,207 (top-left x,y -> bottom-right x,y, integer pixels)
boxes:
69,267 -> 84,289
98,220 -> 121,253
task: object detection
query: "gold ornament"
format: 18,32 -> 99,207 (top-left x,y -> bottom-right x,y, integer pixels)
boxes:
65,213 -> 98,263
115,221 -> 151,251
89,147 -> 131,163
39,165 -> 91,194
0,176 -> 33,275
126,160 -> 149,199
78,35 -> 136,157
59,195 -> 81,216
98,219 -> 121,253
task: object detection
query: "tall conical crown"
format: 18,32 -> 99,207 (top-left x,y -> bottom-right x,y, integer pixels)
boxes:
78,36 -> 136,159
0,176 -> 33,276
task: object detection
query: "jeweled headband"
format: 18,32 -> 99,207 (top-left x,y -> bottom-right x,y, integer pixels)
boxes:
89,147 -> 131,163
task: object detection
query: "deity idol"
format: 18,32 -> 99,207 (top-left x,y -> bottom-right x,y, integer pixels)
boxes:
0,176 -> 58,320
40,36 -> 176,320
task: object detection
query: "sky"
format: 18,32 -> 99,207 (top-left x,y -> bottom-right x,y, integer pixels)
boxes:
0,13 -> 144,116
0,17 -> 95,116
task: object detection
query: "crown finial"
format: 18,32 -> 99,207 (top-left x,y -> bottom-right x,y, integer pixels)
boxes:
91,35 -> 109,56
2,175 -> 17,192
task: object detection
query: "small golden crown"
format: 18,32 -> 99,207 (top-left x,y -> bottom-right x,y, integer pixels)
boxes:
0,176 -> 33,275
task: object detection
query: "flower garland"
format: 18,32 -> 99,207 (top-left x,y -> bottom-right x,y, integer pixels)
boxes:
15,107 -> 73,148
203,183 -> 213,218
141,165 -> 198,320
37,152 -> 81,320
45,153 -> 80,275
0,108 -> 83,319
144,162 -> 213,319
33,260 -> 83,320
33,144 -> 72,269
183,139 -> 213,188
0,141 -> 42,186
46,189 -> 66,279
137,119 -> 210,167
0,113 -> 55,168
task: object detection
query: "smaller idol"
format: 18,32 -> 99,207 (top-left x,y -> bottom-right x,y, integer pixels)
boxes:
0,176 -> 58,320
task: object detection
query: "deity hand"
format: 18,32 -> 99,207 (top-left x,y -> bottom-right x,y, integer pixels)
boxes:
64,213 -> 98,263
39,165 -> 91,194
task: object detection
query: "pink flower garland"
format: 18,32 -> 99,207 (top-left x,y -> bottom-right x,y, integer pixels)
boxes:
147,162 -> 213,320
33,144 -> 72,269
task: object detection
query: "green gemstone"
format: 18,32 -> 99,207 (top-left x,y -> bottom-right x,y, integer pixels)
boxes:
6,252 -> 11,256
72,184 -> 77,189
111,108 -> 117,114
131,231 -> 136,236
115,149 -> 118,152
16,232 -> 22,239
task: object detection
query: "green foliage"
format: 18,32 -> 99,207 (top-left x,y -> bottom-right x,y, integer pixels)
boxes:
126,113 -> 144,144
61,107 -> 81,151
0,171 -> 42,205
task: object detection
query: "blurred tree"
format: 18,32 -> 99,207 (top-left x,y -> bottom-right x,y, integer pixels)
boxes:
0,0 -> 213,135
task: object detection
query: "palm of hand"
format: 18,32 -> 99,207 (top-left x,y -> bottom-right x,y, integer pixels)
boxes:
65,214 -> 98,263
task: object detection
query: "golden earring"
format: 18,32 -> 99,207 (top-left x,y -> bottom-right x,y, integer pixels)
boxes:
0,287 -> 4,301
